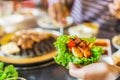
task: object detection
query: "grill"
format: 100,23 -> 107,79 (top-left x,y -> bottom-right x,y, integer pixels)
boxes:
4,36 -> 56,58
0,36 -> 57,70
0,29 -> 60,70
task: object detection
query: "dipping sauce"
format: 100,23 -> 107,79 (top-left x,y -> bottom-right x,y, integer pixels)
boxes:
103,50 -> 108,55
95,40 -> 108,47
95,39 -> 110,55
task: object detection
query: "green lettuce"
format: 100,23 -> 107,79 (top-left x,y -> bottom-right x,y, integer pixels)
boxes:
0,62 -> 18,80
54,35 -> 103,68
81,37 -> 96,43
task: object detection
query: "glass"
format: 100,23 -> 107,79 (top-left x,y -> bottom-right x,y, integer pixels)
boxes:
59,24 -> 64,35
5,77 -> 26,80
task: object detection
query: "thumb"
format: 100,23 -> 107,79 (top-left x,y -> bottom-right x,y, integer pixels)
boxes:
69,62 -> 85,79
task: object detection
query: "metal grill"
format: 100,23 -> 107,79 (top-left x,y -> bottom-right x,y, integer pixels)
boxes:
4,36 -> 56,58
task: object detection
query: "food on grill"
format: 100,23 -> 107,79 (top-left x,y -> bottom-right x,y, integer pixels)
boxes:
0,29 -> 57,56
0,26 -> 6,45
0,33 -> 13,45
12,30 -> 54,49
0,36 -> 56,60
54,35 -> 103,68
0,29 -> 58,65
1,42 -> 20,54
0,29 -> 6,39
67,37 -> 93,58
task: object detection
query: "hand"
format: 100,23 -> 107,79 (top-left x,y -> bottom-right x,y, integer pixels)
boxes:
48,1 -> 69,24
109,0 -> 120,19
69,62 -> 120,80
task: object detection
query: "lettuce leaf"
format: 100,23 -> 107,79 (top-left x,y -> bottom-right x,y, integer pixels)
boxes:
0,62 -> 18,80
0,62 -> 4,70
54,35 -> 103,69
81,37 -> 96,43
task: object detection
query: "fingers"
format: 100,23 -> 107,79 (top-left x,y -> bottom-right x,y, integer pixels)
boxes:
57,12 -> 64,23
48,2 -> 70,24
48,4 -> 57,20
69,62 -> 85,79
54,2 -> 65,22
48,2 -> 65,23
69,63 -> 120,80
113,65 -> 120,74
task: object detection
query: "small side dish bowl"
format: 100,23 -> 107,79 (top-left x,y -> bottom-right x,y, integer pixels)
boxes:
68,22 -> 99,38
112,34 -> 120,49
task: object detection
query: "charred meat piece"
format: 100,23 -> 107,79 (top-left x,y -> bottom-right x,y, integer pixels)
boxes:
79,41 -> 86,49
74,37 -> 81,44
67,37 -> 94,58
12,30 -> 54,49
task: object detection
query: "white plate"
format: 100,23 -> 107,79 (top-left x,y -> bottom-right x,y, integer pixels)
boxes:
37,16 -> 73,29
96,39 -> 112,56
112,34 -> 120,49
100,56 -> 113,65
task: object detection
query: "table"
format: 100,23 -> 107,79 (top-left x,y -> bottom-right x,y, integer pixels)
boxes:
19,63 -> 77,80
19,28 -> 119,80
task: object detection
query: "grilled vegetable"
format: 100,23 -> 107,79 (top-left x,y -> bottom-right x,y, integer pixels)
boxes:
72,47 -> 83,58
1,42 -> 20,54
67,40 -> 76,48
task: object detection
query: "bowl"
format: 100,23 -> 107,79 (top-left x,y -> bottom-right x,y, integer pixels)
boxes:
68,22 -> 99,38
37,16 -> 73,29
112,49 -> 120,66
112,34 -> 120,49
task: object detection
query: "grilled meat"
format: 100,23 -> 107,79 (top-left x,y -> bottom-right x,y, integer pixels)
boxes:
12,30 -> 53,49
67,37 -> 94,58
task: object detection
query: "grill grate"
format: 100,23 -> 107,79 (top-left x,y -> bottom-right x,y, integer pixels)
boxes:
4,36 -> 56,58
